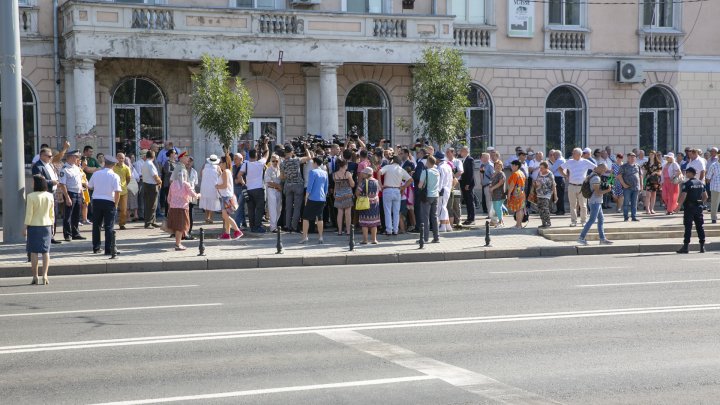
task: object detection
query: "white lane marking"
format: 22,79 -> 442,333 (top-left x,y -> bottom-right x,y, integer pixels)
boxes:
1,304 -> 718,355
681,257 -> 720,262
578,279 -> 720,287
0,285 -> 199,297
490,266 -> 630,274
0,303 -> 221,318
318,330 -> 560,405
89,376 -> 436,405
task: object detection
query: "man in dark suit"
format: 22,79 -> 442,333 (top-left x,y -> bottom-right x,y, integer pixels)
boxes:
459,146 -> 476,225
412,148 -> 426,232
32,142 -> 69,244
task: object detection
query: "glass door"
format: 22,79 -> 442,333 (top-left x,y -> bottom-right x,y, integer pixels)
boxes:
346,109 -> 366,138
114,108 -> 137,156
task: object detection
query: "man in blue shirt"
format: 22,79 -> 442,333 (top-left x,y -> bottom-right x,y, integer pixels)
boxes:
300,157 -> 329,244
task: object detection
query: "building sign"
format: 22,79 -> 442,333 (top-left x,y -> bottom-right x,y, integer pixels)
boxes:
508,0 -> 534,38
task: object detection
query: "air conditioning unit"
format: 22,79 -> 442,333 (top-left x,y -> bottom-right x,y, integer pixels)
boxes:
291,0 -> 321,5
616,61 -> 645,83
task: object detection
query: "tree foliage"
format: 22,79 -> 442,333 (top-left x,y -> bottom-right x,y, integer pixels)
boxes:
408,47 -> 471,146
191,55 -> 254,152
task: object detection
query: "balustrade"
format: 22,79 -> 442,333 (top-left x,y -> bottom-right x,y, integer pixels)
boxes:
373,18 -> 407,38
454,26 -> 492,48
258,14 -> 304,35
131,8 -> 174,30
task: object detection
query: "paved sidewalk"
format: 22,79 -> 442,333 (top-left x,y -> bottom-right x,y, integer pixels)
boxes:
0,209 -> 713,277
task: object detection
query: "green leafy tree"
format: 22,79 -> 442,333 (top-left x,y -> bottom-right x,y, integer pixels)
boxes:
191,55 -> 254,153
408,48 -> 471,146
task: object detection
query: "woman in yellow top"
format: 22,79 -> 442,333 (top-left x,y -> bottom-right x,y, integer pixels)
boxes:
507,160 -> 527,229
25,175 -> 55,285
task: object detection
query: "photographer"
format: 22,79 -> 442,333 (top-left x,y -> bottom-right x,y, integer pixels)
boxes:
577,163 -> 613,246
239,137 -> 270,233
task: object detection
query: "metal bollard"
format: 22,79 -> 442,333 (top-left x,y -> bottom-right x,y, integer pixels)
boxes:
484,221 -> 491,247
110,230 -> 118,259
198,227 -> 206,256
349,225 -> 355,251
276,228 -> 283,254
418,223 -> 424,249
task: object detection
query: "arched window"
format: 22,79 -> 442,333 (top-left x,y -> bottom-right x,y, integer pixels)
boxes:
345,83 -> 390,145
639,86 -> 677,154
112,77 -> 165,157
466,85 -> 493,154
0,80 -> 38,166
545,86 -> 586,157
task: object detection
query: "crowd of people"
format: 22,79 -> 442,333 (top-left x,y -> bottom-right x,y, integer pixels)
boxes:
24,134 -> 718,284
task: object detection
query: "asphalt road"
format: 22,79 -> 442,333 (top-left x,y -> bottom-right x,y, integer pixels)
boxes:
1,252 -> 720,404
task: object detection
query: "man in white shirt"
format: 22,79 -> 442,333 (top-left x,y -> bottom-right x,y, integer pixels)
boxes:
88,156 -> 122,255
380,156 -> 413,235
559,148 -> 597,226
705,158 -> 720,223
528,152 -> 544,182
141,150 -> 162,228
240,141 -> 270,233
436,152 -> 454,232
688,149 -> 707,181
134,149 -> 147,220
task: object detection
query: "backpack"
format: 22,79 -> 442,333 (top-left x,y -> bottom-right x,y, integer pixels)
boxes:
581,173 -> 597,199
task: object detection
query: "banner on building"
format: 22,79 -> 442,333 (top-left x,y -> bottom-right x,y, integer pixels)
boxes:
507,0 -> 534,38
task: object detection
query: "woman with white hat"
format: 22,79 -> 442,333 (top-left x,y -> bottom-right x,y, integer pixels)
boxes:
199,154 -> 221,224
661,152 -> 682,215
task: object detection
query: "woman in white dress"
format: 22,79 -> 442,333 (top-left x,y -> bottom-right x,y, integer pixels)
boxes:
199,154 -> 221,224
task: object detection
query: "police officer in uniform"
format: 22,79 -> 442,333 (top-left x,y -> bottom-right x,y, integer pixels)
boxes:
675,166 -> 708,253
88,156 -> 122,255
58,150 -> 87,241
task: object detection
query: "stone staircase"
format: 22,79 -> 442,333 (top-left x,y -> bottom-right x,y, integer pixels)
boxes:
539,223 -> 720,242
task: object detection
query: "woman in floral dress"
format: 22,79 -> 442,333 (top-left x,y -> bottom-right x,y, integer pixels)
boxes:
356,167 -> 380,244
506,160 -> 526,229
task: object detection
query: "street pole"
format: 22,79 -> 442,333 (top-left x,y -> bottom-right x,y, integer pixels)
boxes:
1,0 -> 26,244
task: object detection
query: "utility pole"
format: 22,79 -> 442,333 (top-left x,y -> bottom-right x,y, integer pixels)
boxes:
1,0 -> 26,244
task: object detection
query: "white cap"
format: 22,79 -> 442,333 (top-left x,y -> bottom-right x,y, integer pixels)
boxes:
206,154 -> 219,164
664,152 -> 675,159
486,147 -> 496,152
582,147 -> 592,154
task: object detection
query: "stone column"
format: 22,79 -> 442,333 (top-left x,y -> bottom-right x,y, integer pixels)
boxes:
61,60 -> 76,148
303,65 -> 320,135
319,62 -> 341,139
0,0 -> 26,243
72,58 -> 97,141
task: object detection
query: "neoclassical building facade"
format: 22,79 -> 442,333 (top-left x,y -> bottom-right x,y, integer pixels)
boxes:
4,0 -> 720,165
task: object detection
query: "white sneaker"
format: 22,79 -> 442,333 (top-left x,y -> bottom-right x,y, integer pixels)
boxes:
298,238 -> 308,244
577,238 -> 588,245
599,239 -> 614,245
570,222 -> 577,227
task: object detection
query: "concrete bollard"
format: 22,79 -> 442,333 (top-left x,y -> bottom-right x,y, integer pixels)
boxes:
110,230 -> 118,259
349,224 -> 355,252
484,221 -> 491,247
198,227 -> 206,256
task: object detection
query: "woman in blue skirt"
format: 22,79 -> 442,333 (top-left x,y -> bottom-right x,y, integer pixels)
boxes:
25,175 -> 55,285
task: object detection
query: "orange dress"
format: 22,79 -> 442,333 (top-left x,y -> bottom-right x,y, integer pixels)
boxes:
507,171 -> 526,213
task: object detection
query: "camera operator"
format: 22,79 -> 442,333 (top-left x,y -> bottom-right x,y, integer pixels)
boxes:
577,163 -> 613,246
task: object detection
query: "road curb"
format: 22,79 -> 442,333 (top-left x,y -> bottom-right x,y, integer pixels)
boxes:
0,242 -> 712,278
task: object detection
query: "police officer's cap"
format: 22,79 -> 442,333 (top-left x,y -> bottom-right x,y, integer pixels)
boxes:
105,156 -> 118,164
686,167 -> 697,174
68,150 -> 81,156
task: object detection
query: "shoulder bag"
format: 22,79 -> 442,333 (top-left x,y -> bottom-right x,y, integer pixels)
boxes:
355,179 -> 370,211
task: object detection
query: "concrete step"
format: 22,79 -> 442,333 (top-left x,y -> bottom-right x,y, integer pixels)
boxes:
543,229 -> 720,242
